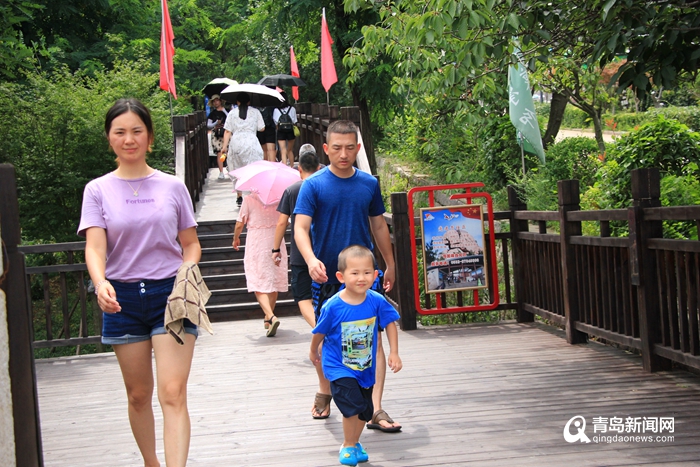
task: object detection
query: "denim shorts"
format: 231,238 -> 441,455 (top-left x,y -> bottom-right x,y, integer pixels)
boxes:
330,377 -> 374,421
102,277 -> 198,345
290,265 -> 313,302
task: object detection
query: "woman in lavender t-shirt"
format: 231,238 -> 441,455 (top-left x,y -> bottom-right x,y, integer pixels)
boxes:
78,98 -> 201,467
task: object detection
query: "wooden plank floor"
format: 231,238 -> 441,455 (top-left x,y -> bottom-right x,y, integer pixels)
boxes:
36,318 -> 700,467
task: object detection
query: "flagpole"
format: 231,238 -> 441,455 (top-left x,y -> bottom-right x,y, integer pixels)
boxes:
326,92 -> 329,106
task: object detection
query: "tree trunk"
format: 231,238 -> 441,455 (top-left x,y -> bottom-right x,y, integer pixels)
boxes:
591,109 -> 606,153
542,91 -> 568,149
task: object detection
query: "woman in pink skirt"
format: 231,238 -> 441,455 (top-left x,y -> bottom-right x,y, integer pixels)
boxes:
232,193 -> 288,336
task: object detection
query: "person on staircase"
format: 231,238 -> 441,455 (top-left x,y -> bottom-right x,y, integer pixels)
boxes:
219,92 -> 265,206
232,193 -> 288,337
273,91 -> 297,166
207,95 -> 229,179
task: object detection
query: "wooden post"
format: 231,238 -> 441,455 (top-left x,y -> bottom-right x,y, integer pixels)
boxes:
0,164 -> 44,466
173,115 -> 187,183
629,168 -> 670,372
508,186 -> 534,323
391,193 -> 417,330
558,179 -> 588,344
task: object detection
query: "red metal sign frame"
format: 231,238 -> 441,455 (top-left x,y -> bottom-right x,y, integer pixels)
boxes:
407,182 -> 500,315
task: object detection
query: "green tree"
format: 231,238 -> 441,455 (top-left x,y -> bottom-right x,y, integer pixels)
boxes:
0,0 -> 43,79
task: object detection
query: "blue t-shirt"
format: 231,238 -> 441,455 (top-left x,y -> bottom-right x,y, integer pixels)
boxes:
293,167 -> 386,284
312,290 -> 400,388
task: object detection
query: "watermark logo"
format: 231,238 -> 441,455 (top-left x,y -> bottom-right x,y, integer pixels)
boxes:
564,415 -> 591,443
564,416 -> 675,444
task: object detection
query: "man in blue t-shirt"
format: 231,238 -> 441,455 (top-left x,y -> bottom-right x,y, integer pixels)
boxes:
295,120 -> 401,432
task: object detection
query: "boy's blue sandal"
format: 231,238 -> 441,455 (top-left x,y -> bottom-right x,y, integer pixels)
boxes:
355,443 -> 369,463
339,446 -> 358,466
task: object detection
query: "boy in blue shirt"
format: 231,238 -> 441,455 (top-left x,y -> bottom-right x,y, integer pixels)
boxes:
310,245 -> 402,466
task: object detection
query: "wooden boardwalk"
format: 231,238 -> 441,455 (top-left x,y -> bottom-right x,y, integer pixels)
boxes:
36,318 -> 700,466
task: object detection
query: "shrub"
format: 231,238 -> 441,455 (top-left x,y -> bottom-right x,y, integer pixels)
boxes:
561,106 -> 590,128
542,137 -> 601,188
581,116 -> 700,236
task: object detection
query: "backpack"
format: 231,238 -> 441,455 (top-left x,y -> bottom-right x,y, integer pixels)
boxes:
278,107 -> 294,131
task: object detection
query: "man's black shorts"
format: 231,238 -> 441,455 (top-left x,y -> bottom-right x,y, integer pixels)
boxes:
291,264 -> 312,302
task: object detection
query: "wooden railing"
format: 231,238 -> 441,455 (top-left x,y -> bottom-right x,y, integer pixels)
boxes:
506,169 -> 700,372
173,110 -> 209,210
6,159 -> 700,374
0,164 -> 44,465
17,242 -> 100,350
294,103 -> 362,167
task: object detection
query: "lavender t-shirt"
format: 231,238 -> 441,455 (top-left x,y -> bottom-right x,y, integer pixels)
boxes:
77,170 -> 197,282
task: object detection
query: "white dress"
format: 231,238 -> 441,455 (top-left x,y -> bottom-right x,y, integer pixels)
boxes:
224,106 -> 265,172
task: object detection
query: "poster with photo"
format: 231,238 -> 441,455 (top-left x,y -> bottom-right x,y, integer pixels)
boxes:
420,204 -> 488,294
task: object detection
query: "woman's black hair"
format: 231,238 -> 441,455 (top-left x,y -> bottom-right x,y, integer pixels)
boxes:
105,98 -> 154,138
237,92 -> 250,120
280,91 -> 289,106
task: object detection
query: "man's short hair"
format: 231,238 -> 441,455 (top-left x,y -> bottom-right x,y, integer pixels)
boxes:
337,245 -> 375,272
326,120 -> 358,144
299,146 -> 320,173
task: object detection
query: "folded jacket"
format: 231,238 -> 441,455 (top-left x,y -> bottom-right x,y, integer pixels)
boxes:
165,261 -> 214,344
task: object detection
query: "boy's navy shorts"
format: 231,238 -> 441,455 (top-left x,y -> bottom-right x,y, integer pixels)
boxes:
102,277 -> 197,345
330,377 -> 374,421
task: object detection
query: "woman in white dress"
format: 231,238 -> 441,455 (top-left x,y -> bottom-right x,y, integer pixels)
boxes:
219,92 -> 265,205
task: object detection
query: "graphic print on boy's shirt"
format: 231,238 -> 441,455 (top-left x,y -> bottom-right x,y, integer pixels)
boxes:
341,316 -> 376,371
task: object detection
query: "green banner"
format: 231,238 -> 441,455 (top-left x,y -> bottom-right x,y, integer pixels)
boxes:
509,62 -> 545,164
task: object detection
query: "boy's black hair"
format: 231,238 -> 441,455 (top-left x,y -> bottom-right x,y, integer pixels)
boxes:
337,245 -> 375,272
326,120 -> 358,143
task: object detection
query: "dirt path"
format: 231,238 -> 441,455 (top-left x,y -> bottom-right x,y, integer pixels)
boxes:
555,128 -> 621,143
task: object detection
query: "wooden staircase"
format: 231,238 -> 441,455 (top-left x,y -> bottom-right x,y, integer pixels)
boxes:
198,220 -> 299,322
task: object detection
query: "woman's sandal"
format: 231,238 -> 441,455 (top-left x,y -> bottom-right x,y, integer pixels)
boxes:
366,409 -> 402,432
265,316 -> 280,337
312,392 -> 332,419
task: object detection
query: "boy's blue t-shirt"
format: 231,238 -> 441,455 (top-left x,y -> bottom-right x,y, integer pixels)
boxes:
312,290 -> 400,388
293,167 -> 386,284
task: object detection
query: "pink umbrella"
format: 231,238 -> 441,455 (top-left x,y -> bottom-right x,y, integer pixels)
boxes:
228,160 -> 287,183
230,161 -> 300,206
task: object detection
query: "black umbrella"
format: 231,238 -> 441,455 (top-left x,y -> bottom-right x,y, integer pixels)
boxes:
202,78 -> 238,98
257,74 -> 307,87
220,83 -> 286,108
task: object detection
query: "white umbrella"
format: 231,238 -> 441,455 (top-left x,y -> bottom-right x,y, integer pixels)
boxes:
220,83 -> 286,108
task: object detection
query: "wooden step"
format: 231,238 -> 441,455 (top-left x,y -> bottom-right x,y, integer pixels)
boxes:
208,287 -> 294,305
198,259 -> 245,275
198,233 -> 234,249
202,271 -> 291,289
200,246 -> 240,262
197,220 -> 236,235
207,299 -> 300,322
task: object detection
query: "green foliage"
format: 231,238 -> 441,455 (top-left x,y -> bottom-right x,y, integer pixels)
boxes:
0,0 -> 43,79
0,61 -> 178,243
660,164 -> 700,240
520,137 -> 601,212
602,106 -> 700,132
580,117 -> 700,236
591,0 -> 700,97
561,106 -> 591,129
543,137 -> 601,188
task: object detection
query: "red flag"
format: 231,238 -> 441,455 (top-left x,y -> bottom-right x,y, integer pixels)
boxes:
290,46 -> 300,101
160,0 -> 177,99
321,8 -> 337,93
